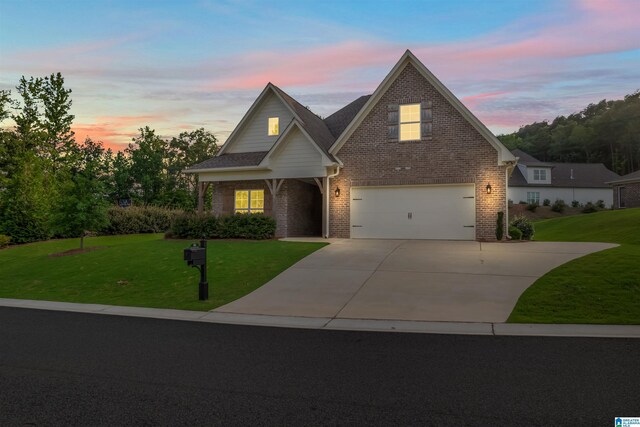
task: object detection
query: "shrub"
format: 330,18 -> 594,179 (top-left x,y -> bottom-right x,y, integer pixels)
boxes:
582,202 -> 598,213
103,205 -> 182,235
596,200 -> 606,209
542,199 -> 551,206
169,213 -> 221,239
496,211 -> 504,241
526,202 -> 538,212
571,200 -> 580,208
551,199 -> 566,213
168,213 -> 276,240
0,234 -> 10,248
510,215 -> 535,240
508,226 -> 522,240
220,214 -> 276,240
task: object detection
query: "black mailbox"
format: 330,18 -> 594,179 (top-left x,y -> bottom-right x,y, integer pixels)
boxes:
184,246 -> 206,266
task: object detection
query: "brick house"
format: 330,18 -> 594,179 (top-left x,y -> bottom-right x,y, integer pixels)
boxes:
186,50 -> 516,240
608,170 -> 640,209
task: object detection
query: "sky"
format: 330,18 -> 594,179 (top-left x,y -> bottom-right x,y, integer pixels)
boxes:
1,0 -> 639,151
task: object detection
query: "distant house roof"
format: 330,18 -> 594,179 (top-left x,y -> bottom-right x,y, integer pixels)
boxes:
509,149 -> 620,188
324,95 -> 371,139
511,149 -> 553,167
186,151 -> 268,171
606,169 -> 640,185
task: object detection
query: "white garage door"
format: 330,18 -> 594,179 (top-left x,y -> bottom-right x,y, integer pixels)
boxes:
350,184 -> 476,240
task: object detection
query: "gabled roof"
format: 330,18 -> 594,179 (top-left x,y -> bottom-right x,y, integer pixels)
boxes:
259,118 -> 336,167
509,160 -> 620,188
328,50 -> 516,165
324,95 -> 371,138
606,169 -> 640,185
511,149 -> 552,166
185,151 -> 268,172
216,83 -> 336,162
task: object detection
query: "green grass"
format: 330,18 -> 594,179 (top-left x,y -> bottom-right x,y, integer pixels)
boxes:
0,234 -> 326,311
508,208 -> 640,324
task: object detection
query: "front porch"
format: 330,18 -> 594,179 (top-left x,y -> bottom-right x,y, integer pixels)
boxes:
198,178 -> 327,238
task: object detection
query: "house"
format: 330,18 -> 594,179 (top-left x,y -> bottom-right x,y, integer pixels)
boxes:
186,50 -> 516,240
508,149 -> 619,206
607,170 -> 640,208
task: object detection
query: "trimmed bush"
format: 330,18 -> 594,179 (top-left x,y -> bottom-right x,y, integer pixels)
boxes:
551,199 -> 566,213
596,199 -> 606,209
496,211 -> 504,241
168,213 -> 276,240
542,199 -> 551,206
582,202 -> 598,213
508,226 -> 522,240
169,213 -> 220,239
571,200 -> 580,208
104,205 -> 182,235
510,215 -> 535,240
0,234 -> 11,248
526,202 -> 538,212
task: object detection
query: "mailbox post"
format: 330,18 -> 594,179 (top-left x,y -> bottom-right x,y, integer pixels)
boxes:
183,238 -> 208,300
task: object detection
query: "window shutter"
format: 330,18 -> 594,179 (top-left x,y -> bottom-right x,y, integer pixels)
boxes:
421,101 -> 433,140
387,104 -> 399,141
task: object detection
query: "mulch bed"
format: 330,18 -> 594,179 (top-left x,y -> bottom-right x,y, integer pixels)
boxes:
49,246 -> 110,258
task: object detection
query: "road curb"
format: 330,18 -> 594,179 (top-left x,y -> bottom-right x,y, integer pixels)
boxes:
1,298 -> 639,338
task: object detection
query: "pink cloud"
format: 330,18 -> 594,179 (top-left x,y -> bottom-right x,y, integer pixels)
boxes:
72,114 -> 164,150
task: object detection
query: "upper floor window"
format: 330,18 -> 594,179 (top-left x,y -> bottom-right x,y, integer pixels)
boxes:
533,169 -> 547,181
268,117 -> 279,136
399,104 -> 421,141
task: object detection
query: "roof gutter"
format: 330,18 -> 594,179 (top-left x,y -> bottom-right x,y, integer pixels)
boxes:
183,166 -> 270,174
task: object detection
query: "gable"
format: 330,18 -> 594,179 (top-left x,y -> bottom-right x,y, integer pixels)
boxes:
266,126 -> 326,177
329,51 -> 515,165
222,90 -> 294,154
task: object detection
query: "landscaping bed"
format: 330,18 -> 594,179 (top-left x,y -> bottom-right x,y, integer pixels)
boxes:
508,208 -> 640,324
0,234 -> 326,311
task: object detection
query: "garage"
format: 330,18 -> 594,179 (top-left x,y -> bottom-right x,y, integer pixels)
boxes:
350,184 -> 476,240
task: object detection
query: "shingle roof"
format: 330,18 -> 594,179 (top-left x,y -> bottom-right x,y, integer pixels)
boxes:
271,85 -> 337,159
186,151 -> 268,171
511,149 -> 552,166
324,95 -> 371,139
607,169 -> 640,184
509,162 -> 620,188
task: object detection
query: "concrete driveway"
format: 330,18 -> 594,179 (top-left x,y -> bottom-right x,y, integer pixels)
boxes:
214,239 -> 616,323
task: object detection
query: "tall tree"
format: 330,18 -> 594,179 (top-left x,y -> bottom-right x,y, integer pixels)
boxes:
127,127 -> 167,204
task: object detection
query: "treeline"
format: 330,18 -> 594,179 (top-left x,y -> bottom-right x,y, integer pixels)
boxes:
498,91 -> 640,175
0,73 -> 218,245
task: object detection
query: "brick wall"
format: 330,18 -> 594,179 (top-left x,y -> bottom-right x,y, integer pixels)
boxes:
210,179 -> 321,238
614,182 -> 640,208
329,63 -> 507,241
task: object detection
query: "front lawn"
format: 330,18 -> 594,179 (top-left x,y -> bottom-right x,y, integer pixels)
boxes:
508,208 -> 640,324
0,234 -> 326,311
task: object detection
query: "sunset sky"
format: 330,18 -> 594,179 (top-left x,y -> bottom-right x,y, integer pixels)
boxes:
1,0 -> 639,151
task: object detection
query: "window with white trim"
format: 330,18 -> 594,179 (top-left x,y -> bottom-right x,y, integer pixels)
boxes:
527,191 -> 540,204
533,169 -> 547,181
268,117 -> 279,136
235,190 -> 264,213
399,103 -> 421,141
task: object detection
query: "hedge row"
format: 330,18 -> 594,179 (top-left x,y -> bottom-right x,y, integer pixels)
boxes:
168,213 -> 276,240
103,206 -> 182,235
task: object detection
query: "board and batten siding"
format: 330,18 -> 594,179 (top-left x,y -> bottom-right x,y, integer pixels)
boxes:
228,92 -> 294,153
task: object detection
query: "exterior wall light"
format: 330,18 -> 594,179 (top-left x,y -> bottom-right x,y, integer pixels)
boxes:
335,187 -> 341,197
486,183 -> 492,194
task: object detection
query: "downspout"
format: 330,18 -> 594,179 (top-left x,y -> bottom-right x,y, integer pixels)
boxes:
504,160 -> 517,240
325,165 -> 341,238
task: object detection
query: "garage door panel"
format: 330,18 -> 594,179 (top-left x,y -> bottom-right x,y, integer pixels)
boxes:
350,185 -> 476,240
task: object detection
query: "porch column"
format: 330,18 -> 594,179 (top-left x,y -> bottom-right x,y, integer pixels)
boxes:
197,181 -> 210,214
264,178 -> 285,213
314,177 -> 327,238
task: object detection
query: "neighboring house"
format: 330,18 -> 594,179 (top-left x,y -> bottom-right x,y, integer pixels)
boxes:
186,50 -> 516,240
607,170 -> 640,208
508,148 -> 619,206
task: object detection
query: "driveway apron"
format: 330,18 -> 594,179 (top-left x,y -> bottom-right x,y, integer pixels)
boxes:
214,239 -> 616,323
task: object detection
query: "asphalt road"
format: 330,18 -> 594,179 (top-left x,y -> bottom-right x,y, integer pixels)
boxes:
1,307 -> 638,426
